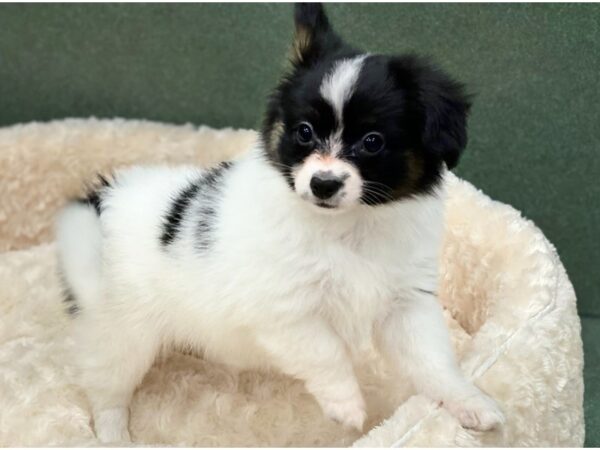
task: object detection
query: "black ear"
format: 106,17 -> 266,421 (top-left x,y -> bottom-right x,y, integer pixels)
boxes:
420,69 -> 471,169
392,56 -> 471,169
292,3 -> 343,66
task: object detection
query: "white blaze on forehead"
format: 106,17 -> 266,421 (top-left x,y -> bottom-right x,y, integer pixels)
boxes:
319,55 -> 368,123
324,128 -> 343,155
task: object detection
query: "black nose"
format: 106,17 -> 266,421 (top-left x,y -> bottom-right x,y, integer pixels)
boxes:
310,172 -> 344,200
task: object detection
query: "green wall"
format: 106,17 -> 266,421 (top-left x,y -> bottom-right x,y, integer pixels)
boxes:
0,3 -> 598,316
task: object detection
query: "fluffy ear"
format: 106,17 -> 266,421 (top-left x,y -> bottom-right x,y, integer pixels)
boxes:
292,3 -> 342,66
392,56 -> 471,169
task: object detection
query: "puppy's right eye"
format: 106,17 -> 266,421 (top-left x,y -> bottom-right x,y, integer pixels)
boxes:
296,122 -> 314,145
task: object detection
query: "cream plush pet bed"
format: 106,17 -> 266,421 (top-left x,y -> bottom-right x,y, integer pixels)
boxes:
0,119 -> 584,447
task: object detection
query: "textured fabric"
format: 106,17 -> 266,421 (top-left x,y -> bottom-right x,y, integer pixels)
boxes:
0,119 -> 257,252
0,119 -> 584,446
0,3 -> 598,316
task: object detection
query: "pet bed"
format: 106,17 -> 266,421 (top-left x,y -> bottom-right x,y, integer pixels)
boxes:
0,118 -> 584,446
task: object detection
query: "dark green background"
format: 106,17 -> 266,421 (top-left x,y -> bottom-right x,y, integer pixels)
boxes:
0,3 -> 598,445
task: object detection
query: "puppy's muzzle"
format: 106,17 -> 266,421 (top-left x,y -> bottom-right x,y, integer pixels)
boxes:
310,171 -> 344,200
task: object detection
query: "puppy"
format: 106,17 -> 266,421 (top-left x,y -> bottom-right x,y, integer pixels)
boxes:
56,3 -> 504,443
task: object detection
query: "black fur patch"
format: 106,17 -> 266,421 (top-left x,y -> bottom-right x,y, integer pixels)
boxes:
416,288 -> 436,297
161,179 -> 203,246
66,301 -> 79,315
63,287 -> 79,315
161,161 -> 233,250
77,174 -> 112,215
57,269 -> 79,315
262,4 -> 470,205
195,204 -> 215,252
193,162 -> 232,251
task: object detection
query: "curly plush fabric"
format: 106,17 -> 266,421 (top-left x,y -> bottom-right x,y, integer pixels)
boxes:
0,119 -> 584,447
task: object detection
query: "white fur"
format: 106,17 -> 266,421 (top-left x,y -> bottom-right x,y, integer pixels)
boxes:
317,55 -> 368,162
319,55 -> 368,125
56,201 -> 103,310
56,148 -> 503,443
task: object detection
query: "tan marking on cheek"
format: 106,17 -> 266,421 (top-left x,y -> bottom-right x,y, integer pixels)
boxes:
266,120 -> 284,157
392,151 -> 425,198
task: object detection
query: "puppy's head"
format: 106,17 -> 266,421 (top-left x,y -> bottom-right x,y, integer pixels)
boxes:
262,3 -> 471,211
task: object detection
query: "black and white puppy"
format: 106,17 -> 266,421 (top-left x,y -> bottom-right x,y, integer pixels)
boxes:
56,4 -> 504,442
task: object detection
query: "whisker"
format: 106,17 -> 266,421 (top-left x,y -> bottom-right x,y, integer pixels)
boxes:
364,180 -> 393,190
361,191 -> 381,207
361,187 -> 395,202
267,161 -> 296,172
362,182 -> 395,199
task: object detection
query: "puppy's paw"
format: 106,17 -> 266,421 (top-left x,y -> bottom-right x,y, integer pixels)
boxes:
319,395 -> 366,431
96,426 -> 131,444
94,407 -> 132,443
444,390 -> 505,431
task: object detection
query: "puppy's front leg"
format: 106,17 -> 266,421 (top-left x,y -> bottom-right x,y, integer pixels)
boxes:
256,319 -> 366,431
380,292 -> 505,431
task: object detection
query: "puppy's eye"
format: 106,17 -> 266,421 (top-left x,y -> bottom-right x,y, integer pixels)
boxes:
296,122 -> 314,145
361,132 -> 385,155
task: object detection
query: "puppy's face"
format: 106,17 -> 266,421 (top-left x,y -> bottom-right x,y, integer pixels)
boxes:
262,4 -> 470,212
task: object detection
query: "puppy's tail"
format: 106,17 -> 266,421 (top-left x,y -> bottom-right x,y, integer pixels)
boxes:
56,199 -> 104,314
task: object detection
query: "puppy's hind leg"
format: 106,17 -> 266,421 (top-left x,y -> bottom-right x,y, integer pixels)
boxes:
72,312 -> 161,443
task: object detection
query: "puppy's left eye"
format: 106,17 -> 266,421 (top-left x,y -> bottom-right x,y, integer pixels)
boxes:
361,132 -> 385,155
